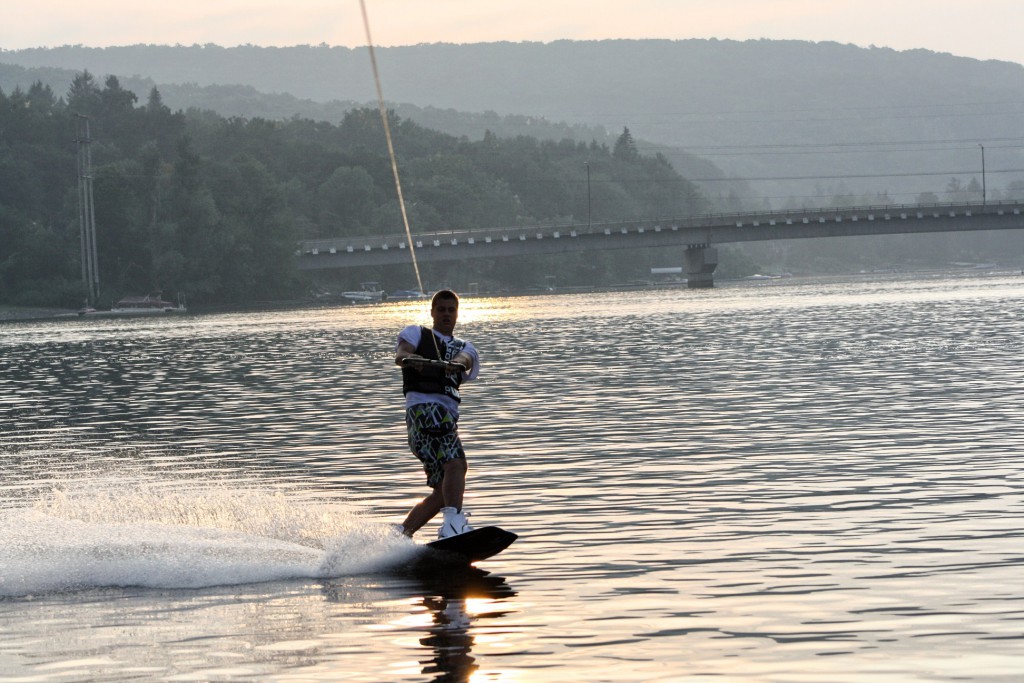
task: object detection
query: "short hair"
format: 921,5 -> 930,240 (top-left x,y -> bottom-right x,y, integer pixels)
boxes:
431,289 -> 459,307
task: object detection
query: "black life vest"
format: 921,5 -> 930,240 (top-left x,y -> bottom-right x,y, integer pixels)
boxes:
402,326 -> 466,402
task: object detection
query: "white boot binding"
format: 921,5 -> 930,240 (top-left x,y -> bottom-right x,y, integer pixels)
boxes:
437,507 -> 473,539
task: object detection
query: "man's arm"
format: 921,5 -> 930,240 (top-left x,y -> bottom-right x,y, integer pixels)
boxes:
398,339 -> 470,374
395,339 -> 422,367
450,350 -> 473,374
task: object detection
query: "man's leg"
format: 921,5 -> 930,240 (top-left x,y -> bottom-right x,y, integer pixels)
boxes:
441,457 -> 467,510
401,404 -> 469,537
436,456 -> 474,538
401,487 -> 445,536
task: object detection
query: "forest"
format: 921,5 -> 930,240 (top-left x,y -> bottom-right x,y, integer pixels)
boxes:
0,73 -> 716,309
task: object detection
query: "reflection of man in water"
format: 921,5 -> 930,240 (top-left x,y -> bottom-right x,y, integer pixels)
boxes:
395,290 -> 480,540
318,567 -> 516,683
420,595 -> 477,681
416,567 -> 515,683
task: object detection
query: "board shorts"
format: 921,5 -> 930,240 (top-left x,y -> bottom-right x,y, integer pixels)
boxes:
405,402 -> 465,488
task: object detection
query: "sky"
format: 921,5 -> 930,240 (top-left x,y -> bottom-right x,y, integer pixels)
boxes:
2,0 -> 1024,66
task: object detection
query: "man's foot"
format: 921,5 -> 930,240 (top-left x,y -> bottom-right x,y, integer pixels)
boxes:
437,507 -> 473,539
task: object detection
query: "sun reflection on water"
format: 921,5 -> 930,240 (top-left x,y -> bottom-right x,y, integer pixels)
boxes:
364,295 -> 521,329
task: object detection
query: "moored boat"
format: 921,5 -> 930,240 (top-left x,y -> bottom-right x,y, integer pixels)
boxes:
388,289 -> 430,300
110,292 -> 187,315
341,282 -> 385,303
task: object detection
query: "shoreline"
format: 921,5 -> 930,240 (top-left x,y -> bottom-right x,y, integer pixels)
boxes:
2,265 -> 1017,324
0,306 -> 77,322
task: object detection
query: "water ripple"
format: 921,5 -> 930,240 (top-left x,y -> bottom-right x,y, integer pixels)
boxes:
1,274 -> 1022,681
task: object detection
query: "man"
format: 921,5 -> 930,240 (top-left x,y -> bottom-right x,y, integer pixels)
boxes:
394,289 -> 480,539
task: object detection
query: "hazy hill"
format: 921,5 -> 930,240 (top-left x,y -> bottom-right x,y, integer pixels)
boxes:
3,39 -> 1024,206
0,50 -> 736,200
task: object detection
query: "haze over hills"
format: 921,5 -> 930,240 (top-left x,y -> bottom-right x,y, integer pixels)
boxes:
0,47 -> 736,201
3,39 -> 1024,208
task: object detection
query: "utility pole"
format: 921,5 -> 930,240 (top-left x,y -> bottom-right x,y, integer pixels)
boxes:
585,162 -> 592,230
76,114 -> 100,306
979,144 -> 987,205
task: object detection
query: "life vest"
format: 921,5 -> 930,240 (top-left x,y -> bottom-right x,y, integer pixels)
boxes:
402,326 -> 466,402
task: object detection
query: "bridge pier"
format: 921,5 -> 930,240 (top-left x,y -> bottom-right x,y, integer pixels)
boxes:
684,245 -> 718,288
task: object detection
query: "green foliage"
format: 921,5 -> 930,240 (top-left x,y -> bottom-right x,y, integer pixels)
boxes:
613,127 -> 639,162
0,75 -> 709,306
715,246 -> 761,280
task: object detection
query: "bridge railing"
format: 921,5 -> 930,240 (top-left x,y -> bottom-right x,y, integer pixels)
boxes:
297,199 -> 1023,255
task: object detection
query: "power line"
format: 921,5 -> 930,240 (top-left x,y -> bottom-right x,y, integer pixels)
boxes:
690,168 -> 1024,184
557,99 -> 1024,120
662,136 -> 1024,154
554,100 -> 1024,127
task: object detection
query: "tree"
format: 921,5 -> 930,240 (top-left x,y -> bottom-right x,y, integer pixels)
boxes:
2,75 -> 730,304
613,127 -> 639,162
206,156 -> 297,300
1005,180 -> 1024,201
66,71 -> 102,117
316,166 -> 377,236
163,136 -> 222,298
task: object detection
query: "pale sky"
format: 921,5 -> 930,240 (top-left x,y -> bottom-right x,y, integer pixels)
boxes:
2,0 -> 1023,66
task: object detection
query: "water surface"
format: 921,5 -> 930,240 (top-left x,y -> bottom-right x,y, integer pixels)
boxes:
1,273 -> 1022,681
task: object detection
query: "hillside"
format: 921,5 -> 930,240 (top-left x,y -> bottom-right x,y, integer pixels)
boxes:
0,59 -> 733,200
1,74 -> 717,308
3,39 -> 1024,206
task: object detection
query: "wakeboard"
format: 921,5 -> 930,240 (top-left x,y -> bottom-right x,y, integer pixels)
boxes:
425,526 -> 518,563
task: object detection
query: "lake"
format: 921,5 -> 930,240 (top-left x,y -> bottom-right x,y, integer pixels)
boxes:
1,272 -> 1022,682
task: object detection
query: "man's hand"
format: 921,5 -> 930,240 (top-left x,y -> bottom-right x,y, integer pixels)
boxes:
400,355 -> 430,371
444,361 -> 467,375
402,356 -> 466,374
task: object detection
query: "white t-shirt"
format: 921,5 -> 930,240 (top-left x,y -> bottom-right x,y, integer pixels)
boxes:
397,325 -> 480,415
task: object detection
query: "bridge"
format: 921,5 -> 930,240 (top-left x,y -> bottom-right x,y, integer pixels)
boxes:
297,200 -> 1024,287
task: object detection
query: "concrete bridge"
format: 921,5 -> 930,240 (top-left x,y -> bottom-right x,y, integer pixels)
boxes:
297,200 -> 1024,287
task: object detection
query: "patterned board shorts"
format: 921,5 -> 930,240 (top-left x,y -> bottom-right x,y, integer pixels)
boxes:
405,402 -> 466,488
